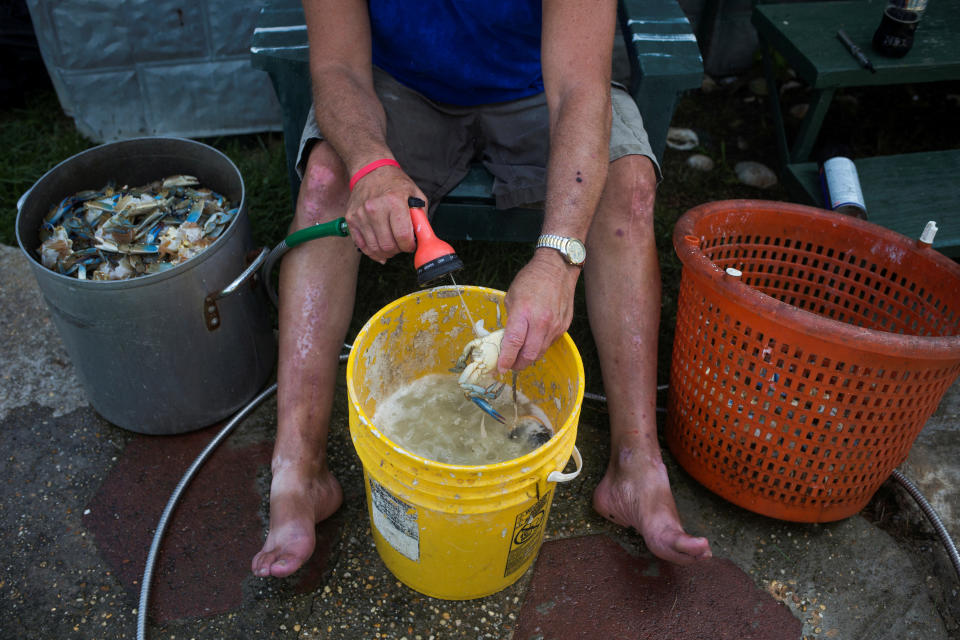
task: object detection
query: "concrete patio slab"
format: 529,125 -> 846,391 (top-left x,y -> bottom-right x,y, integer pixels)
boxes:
514,534 -> 802,640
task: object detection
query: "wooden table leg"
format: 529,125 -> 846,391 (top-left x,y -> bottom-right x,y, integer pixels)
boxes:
761,37 -> 791,170
762,36 -> 836,166
789,87 -> 835,163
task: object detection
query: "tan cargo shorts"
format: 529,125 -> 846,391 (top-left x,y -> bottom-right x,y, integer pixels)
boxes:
298,66 -> 660,212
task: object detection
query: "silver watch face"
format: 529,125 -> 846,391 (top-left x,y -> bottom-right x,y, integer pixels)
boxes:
566,239 -> 586,265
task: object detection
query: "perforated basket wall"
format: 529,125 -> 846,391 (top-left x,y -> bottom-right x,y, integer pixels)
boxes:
668,200 -> 960,522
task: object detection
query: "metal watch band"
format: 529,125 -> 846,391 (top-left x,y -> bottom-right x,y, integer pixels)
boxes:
535,234 -> 567,254
535,234 -> 585,266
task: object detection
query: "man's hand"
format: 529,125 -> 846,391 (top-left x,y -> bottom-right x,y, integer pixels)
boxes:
345,166 -> 425,264
497,250 -> 580,372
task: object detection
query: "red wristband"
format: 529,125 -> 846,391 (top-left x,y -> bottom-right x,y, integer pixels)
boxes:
348,158 -> 401,191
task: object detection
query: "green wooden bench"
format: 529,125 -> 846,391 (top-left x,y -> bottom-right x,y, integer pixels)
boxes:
753,0 -> 960,257
250,0 -> 703,242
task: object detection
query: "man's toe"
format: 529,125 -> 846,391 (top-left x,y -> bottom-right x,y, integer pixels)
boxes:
269,552 -> 302,578
252,550 -> 274,576
676,535 -> 711,558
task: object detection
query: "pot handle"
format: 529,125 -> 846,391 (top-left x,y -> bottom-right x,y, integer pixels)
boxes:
203,247 -> 269,331
547,446 -> 582,483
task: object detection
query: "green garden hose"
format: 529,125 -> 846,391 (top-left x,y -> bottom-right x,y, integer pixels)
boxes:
262,217 -> 349,305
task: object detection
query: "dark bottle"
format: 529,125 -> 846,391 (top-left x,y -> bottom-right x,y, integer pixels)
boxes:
872,0 -> 927,57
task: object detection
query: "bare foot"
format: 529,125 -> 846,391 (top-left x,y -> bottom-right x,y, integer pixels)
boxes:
251,462 -> 343,578
593,448 -> 711,565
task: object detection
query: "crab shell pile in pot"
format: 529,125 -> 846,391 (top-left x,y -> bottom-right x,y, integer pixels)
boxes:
37,175 -> 237,281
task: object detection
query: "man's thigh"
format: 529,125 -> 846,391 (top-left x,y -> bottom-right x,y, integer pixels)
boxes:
297,75 -> 661,211
296,68 -> 478,209
477,84 -> 662,210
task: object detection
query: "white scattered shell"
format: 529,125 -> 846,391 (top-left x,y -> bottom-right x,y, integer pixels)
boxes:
701,75 -> 720,93
779,80 -> 803,95
749,77 -> 769,96
666,127 -> 699,151
735,161 -> 778,189
686,154 -> 715,171
789,103 -> 810,119
834,94 -> 860,109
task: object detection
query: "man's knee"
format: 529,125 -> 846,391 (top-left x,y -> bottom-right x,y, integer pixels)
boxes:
295,142 -> 348,227
605,154 -> 657,226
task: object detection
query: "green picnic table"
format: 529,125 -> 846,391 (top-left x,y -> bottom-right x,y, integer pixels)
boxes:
753,0 -> 960,256
250,0 -> 703,242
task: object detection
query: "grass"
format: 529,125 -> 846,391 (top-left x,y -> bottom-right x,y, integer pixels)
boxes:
0,90 -> 90,246
0,90 -> 293,250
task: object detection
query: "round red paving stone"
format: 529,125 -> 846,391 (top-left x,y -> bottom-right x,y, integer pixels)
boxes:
514,534 -> 802,640
81,427 -> 340,622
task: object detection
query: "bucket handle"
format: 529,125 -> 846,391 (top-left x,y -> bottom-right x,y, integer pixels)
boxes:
546,446 -> 582,483
203,246 -> 269,331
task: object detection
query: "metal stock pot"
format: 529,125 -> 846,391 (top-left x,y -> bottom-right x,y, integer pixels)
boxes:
15,137 -> 276,434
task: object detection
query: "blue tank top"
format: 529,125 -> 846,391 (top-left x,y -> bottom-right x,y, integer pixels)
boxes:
369,0 -> 543,106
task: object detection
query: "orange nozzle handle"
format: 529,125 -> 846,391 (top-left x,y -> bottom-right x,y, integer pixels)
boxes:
409,197 -> 457,269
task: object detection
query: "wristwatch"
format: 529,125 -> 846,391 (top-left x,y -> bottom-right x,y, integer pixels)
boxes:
535,234 -> 587,267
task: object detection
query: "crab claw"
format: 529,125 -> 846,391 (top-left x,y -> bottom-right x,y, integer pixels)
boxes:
470,397 -> 506,424
453,328 -> 508,421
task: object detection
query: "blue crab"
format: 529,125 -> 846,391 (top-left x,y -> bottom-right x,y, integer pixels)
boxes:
451,326 -> 508,423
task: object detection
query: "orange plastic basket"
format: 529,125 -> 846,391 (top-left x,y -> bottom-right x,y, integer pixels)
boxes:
668,200 -> 960,522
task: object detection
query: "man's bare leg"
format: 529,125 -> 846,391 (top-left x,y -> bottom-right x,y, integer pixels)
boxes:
251,142 -> 358,578
586,155 -> 711,565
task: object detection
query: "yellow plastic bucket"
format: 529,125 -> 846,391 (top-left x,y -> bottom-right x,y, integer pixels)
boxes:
346,285 -> 584,600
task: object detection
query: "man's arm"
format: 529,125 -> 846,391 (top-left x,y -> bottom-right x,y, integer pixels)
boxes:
498,0 -> 617,371
541,0 -> 615,242
302,0 -> 420,261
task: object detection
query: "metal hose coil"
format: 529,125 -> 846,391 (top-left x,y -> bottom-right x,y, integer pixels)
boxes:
890,468 -> 960,584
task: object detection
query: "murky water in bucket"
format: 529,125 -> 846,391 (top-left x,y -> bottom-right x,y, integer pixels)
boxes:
373,373 -> 553,465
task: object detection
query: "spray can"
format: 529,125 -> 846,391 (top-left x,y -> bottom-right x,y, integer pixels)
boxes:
819,157 -> 867,219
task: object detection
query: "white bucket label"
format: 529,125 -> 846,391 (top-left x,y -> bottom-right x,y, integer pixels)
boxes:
504,490 -> 552,577
370,478 -> 419,562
